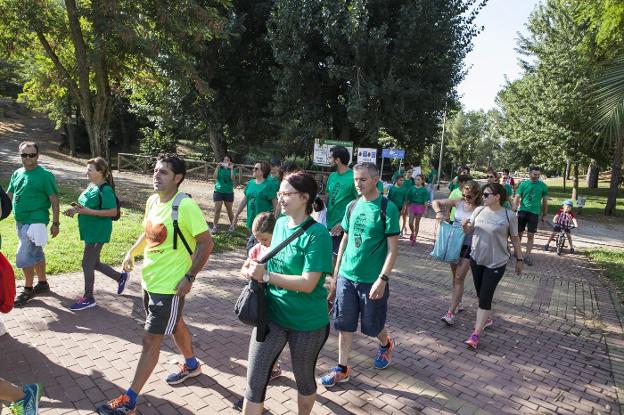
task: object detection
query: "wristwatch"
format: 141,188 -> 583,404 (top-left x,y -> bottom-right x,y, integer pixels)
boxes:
52,221 -> 60,226
263,270 -> 272,283
185,273 -> 196,283
380,274 -> 390,282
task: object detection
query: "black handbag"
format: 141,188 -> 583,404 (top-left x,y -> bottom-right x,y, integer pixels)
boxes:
234,218 -> 316,342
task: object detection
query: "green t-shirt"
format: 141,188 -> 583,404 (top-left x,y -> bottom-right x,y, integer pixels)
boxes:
407,186 -> 429,205
517,180 -> 548,215
503,183 -> 513,209
427,169 -> 438,185
339,196 -> 400,283
326,169 -> 358,229
448,176 -> 460,192
244,179 -> 276,229
214,166 -> 234,194
142,193 -> 209,294
388,185 -> 408,210
78,183 -> 116,244
266,217 -> 333,331
7,166 -> 58,224
402,177 -> 415,189
448,187 -> 463,222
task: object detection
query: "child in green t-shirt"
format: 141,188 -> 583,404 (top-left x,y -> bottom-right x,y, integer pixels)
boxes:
407,175 -> 429,245
388,176 -> 408,237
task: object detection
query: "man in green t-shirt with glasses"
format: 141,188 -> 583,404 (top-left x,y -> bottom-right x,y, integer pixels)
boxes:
96,154 -> 214,415
321,162 -> 400,387
6,141 -> 60,307
514,166 -> 549,266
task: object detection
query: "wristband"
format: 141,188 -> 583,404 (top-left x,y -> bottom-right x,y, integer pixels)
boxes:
52,221 -> 60,226
380,274 -> 389,281
263,270 -> 272,283
185,273 -> 196,283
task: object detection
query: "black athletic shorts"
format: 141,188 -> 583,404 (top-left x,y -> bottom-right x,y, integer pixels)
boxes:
143,290 -> 185,335
517,211 -> 539,234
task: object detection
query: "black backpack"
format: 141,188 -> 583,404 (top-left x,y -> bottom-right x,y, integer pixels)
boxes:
0,185 -> 12,221
98,183 -> 121,221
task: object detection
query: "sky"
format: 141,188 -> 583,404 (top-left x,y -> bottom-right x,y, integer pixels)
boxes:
457,0 -> 543,112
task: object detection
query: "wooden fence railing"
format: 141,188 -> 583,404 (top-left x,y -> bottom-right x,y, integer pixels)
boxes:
117,153 -> 332,190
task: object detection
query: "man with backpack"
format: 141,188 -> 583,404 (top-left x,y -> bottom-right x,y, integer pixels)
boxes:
96,153 -> 214,415
6,141 -> 59,307
321,162 -> 400,387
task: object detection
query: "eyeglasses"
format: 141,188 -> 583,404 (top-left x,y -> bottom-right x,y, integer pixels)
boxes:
253,167 -> 261,171
462,193 -> 473,199
483,192 -> 495,198
20,153 -> 37,158
277,191 -> 300,198
487,175 -> 496,179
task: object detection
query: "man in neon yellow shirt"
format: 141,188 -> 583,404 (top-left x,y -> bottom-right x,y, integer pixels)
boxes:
96,154 -> 214,415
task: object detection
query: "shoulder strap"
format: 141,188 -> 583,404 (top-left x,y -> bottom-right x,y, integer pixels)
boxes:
258,218 -> 316,264
97,183 -> 114,210
380,196 -> 388,224
347,197 -> 360,220
172,193 -> 193,255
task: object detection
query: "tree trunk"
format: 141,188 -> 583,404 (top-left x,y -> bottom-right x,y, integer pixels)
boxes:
586,162 -> 599,188
572,163 -> 579,201
566,160 -> 571,180
208,126 -> 227,161
605,135 -> 623,216
562,163 -> 567,192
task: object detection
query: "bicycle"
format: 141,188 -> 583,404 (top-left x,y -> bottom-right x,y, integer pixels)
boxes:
555,224 -> 576,255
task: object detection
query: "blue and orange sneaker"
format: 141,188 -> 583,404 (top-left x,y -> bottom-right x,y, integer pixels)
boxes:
374,337 -> 394,369
319,366 -> 350,387
165,363 -> 202,385
96,394 -> 136,415
117,272 -> 129,295
9,383 -> 42,415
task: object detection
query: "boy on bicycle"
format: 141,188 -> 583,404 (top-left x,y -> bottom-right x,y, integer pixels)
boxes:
544,200 -> 578,253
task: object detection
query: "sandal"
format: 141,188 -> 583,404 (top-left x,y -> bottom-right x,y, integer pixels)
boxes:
14,289 -> 35,307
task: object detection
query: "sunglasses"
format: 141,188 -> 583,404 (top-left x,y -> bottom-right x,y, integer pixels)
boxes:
483,192 -> 495,198
462,193 -> 473,199
487,175 -> 496,179
253,166 -> 261,171
21,153 -> 37,158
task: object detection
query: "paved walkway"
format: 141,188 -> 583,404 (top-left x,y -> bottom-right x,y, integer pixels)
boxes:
1,219 -> 623,415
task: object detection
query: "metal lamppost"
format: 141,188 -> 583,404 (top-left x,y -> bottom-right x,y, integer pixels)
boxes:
436,105 -> 447,190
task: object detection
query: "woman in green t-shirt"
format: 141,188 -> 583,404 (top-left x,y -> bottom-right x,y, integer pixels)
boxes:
63,157 -> 127,311
242,171 -> 332,415
212,155 -> 236,232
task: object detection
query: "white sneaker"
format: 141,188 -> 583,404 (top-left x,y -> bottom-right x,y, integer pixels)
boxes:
0,318 -> 7,337
441,311 -> 456,326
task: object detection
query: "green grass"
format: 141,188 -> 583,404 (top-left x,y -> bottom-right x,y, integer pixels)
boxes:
583,248 -> 624,294
0,184 -> 246,277
544,177 -> 624,224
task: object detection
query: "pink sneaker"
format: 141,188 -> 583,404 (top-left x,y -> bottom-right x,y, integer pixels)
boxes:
465,333 -> 480,350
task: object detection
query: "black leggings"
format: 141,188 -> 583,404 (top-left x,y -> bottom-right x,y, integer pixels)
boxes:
470,259 -> 506,310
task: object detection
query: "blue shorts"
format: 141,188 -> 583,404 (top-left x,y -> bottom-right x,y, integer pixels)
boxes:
333,276 -> 389,337
15,223 -> 45,268
213,192 -> 234,203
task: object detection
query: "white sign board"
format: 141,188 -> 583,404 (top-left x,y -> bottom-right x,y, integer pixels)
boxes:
357,147 -> 377,163
313,139 -> 354,166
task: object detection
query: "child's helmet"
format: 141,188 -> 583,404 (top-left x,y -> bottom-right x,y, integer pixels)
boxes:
563,200 -> 574,207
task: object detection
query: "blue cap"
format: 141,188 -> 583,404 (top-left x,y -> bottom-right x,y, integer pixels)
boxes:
563,200 -> 574,207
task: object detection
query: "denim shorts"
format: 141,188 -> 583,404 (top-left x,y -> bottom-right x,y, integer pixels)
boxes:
333,276 -> 389,337
15,223 -> 46,269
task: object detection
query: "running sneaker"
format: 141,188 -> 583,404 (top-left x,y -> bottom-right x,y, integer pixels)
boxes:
70,297 -> 96,311
319,366 -> 350,387
465,333 -> 480,350
165,363 -> 202,385
229,224 -> 236,232
484,318 -> 493,330
441,311 -> 456,326
374,337 -> 394,369
453,301 -> 465,313
211,226 -> 220,234
96,394 -> 136,415
33,282 -> 50,295
117,272 -> 129,295
9,383 -> 42,415
233,397 -> 243,411
270,363 -> 282,381
410,234 -> 416,246
14,289 -> 35,308
543,245 -> 550,252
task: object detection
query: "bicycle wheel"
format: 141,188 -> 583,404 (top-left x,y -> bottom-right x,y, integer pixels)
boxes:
556,234 -> 564,255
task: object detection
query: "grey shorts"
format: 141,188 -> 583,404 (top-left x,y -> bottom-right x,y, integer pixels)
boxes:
15,223 -> 45,268
143,290 -> 185,335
